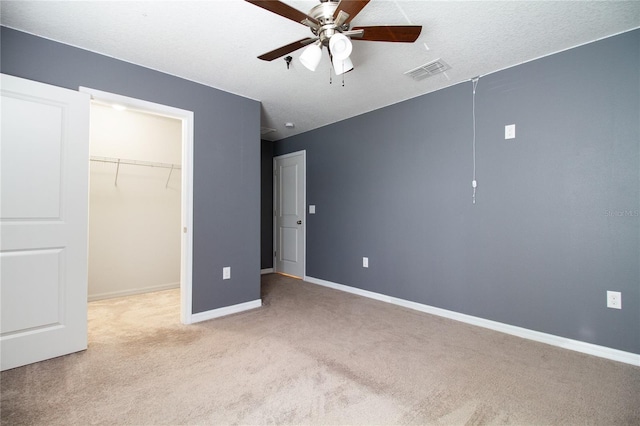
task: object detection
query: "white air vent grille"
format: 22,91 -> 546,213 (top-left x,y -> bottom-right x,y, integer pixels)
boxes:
405,59 -> 451,81
261,127 -> 276,135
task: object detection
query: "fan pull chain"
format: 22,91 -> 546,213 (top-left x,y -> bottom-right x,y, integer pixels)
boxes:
327,62 -> 347,86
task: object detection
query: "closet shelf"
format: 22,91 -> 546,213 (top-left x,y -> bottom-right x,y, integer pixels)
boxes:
89,156 -> 181,187
90,156 -> 181,170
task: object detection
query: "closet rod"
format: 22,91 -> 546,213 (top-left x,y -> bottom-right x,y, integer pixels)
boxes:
90,156 -> 181,187
90,156 -> 181,170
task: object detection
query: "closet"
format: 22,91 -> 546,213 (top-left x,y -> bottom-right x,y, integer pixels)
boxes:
88,102 -> 182,301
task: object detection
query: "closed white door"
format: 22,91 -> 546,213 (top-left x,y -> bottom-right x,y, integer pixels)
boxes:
1,74 -> 90,371
274,151 -> 305,278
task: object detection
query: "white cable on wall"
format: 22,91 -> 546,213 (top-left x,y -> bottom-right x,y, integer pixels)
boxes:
471,77 -> 479,204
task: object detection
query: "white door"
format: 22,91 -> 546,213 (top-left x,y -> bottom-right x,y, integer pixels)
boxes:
274,151 -> 305,278
1,74 -> 90,371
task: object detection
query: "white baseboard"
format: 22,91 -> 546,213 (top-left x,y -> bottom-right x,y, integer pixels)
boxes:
190,299 -> 262,324
261,268 -> 274,275
88,282 -> 180,302
304,276 -> 640,367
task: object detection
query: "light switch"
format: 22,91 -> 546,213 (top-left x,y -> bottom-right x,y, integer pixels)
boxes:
309,205 -> 316,214
223,267 -> 231,280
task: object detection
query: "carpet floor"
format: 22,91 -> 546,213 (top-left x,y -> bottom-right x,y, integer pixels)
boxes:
2,273 -> 639,425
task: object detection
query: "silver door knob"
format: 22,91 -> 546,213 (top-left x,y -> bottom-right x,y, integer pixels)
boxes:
297,220 -> 302,225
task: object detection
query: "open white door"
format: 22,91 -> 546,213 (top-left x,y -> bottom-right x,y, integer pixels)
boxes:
1,74 -> 90,370
274,151 -> 305,278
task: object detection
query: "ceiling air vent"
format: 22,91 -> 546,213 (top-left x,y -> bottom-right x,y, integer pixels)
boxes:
261,127 -> 276,135
405,59 -> 451,81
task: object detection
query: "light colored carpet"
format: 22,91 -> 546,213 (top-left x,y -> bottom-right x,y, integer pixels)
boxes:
2,273 -> 639,425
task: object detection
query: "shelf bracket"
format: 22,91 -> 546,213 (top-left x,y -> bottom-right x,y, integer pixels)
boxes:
115,159 -> 120,186
165,164 -> 174,188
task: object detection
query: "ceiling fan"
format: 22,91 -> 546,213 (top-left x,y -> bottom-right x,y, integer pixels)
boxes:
245,0 -> 422,75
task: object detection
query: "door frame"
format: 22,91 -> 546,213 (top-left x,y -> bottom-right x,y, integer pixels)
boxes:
79,87 -> 195,324
273,150 -> 306,278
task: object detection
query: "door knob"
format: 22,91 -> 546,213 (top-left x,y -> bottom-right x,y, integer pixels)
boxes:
297,220 -> 302,225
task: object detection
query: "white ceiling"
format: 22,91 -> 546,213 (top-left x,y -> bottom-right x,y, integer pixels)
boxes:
2,1 -> 639,141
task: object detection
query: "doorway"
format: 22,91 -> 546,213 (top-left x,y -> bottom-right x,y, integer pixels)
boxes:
273,151 -> 306,278
88,102 -> 181,300
80,87 -> 194,324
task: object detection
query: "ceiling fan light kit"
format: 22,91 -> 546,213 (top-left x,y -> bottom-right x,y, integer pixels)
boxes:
332,56 -> 354,76
246,0 -> 422,77
328,33 -> 352,60
300,42 -> 323,71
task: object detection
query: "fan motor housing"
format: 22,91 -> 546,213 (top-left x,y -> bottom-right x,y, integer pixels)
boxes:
308,0 -> 349,45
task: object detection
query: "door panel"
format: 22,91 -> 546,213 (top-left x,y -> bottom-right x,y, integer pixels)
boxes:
281,163 -> 299,215
1,249 -> 63,334
280,227 -> 298,262
1,74 -> 90,371
1,96 -> 63,219
274,152 -> 305,278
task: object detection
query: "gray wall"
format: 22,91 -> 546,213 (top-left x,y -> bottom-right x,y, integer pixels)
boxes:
274,30 -> 639,354
1,27 -> 261,314
261,139 -> 274,270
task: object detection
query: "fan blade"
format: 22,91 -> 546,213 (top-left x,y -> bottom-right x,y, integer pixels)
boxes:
333,0 -> 370,24
351,25 -> 422,42
258,38 -> 317,61
245,0 -> 319,27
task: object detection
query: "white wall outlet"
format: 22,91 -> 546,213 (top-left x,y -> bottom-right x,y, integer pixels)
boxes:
363,257 -> 369,268
607,291 -> 621,309
505,124 -> 516,139
309,205 -> 316,214
223,266 -> 231,280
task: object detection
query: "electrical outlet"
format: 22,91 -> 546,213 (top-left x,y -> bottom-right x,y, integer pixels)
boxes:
505,124 -> 516,139
223,267 -> 231,280
363,257 -> 369,268
607,291 -> 621,309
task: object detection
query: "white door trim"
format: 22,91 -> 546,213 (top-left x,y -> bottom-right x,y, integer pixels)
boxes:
79,87 -> 194,324
273,150 -> 306,278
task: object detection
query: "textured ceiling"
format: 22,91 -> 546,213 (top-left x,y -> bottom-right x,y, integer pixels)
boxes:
2,1 -> 639,141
